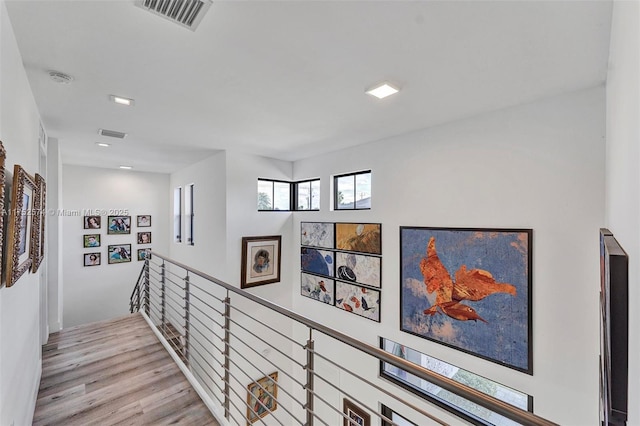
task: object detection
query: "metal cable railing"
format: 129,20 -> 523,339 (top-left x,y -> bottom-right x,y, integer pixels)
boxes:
130,251 -> 558,426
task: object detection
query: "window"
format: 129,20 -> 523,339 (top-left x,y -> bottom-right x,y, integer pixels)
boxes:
295,179 -> 320,210
185,183 -> 194,245
334,170 -> 371,210
258,179 -> 292,211
174,187 -> 182,243
380,337 -> 531,426
381,405 -> 417,426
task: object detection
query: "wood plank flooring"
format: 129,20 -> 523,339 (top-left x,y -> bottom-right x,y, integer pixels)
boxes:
34,313 -> 219,426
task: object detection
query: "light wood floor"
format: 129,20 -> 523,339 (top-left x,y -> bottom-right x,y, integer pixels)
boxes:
34,313 -> 219,426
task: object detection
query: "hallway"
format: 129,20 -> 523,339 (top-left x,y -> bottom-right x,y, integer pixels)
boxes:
33,313 -> 218,425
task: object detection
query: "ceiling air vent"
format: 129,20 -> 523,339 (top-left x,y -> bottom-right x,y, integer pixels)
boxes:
135,0 -> 212,31
98,129 -> 128,139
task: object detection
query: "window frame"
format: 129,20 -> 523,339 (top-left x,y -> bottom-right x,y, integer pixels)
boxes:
257,178 -> 293,212
174,186 -> 182,243
333,170 -> 371,211
294,178 -> 320,211
185,183 -> 195,246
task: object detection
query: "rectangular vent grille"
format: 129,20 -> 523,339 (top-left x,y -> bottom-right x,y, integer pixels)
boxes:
98,129 -> 127,139
135,0 -> 212,31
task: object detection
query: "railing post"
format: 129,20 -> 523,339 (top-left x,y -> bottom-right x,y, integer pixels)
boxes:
184,273 -> 190,368
305,330 -> 314,426
144,257 -> 150,317
223,292 -> 231,420
160,260 -> 166,331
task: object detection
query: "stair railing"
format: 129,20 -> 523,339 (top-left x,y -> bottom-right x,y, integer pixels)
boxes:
130,251 -> 558,426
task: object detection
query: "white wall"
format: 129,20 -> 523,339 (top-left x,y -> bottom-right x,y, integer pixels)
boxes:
292,87 -> 605,425
61,165 -> 170,327
606,2 -> 639,425
0,1 -> 45,424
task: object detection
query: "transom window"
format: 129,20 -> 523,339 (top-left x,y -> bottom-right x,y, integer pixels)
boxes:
334,170 -> 371,210
258,178 -> 320,211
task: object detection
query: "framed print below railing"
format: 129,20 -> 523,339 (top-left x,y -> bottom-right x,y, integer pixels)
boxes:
0,142 -> 5,285
399,226 -> 533,374
241,235 -> 281,289
247,372 -> 278,424
5,165 -> 38,287
31,173 -> 46,273
343,398 -> 371,426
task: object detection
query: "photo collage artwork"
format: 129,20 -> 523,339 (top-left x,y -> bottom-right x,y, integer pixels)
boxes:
83,214 -> 152,266
300,222 -> 382,322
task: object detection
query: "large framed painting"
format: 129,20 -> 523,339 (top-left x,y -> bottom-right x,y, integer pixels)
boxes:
31,173 -> 46,273
335,281 -> 380,322
301,247 -> 334,277
301,222 -> 334,249
5,165 -> 37,287
0,142 -> 5,284
247,372 -> 278,424
241,235 -> 281,288
301,273 -> 334,305
335,223 -> 381,255
400,227 -> 533,374
335,252 -> 381,288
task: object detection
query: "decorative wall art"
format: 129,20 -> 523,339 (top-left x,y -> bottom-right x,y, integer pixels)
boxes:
108,244 -> 132,264
335,281 -> 380,322
137,248 -> 150,261
241,235 -> 281,289
300,222 -> 383,322
400,227 -> 532,374
0,142 -> 5,285
137,215 -> 151,227
31,173 -> 46,273
336,223 -> 381,255
84,215 -> 101,229
301,222 -> 334,248
301,273 -> 334,305
84,252 -> 101,267
137,232 -> 151,244
83,234 -> 101,248
107,215 -> 131,234
5,165 -> 37,287
343,398 -> 370,426
247,372 -> 278,424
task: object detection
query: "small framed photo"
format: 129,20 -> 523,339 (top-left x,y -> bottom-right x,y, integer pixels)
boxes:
107,215 -> 131,234
137,232 -> 152,244
84,252 -> 101,267
84,215 -> 101,229
137,215 -> 151,227
83,234 -> 101,248
343,398 -> 370,426
137,248 -> 150,261
108,244 -> 132,264
241,235 -> 281,289
247,372 -> 278,424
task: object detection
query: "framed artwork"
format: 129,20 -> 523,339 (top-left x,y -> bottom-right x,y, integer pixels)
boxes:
0,142 -> 5,284
84,215 -> 101,229
335,252 -> 381,288
107,215 -> 131,234
84,252 -> 101,267
241,235 -> 281,288
137,231 -> 152,244
83,234 -> 101,248
343,398 -> 370,426
31,174 -> 46,273
301,222 -> 334,249
400,226 -> 533,374
108,244 -> 132,264
336,223 -> 382,255
301,273 -> 334,305
5,165 -> 37,287
247,372 -> 278,424
301,247 -> 334,277
138,248 -> 150,261
137,215 -> 151,227
335,281 -> 380,322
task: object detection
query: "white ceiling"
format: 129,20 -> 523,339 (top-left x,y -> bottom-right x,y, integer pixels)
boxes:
6,0 -> 612,173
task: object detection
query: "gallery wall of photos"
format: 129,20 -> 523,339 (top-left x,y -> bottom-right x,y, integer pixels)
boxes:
82,214 -> 153,267
300,222 -> 382,322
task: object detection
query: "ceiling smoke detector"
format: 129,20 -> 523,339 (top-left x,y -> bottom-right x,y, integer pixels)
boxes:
48,71 -> 74,84
135,0 -> 212,31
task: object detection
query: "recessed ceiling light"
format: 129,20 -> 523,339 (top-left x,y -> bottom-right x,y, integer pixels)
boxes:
366,83 -> 399,99
109,95 -> 135,106
119,165 -> 132,170
96,142 -> 110,147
